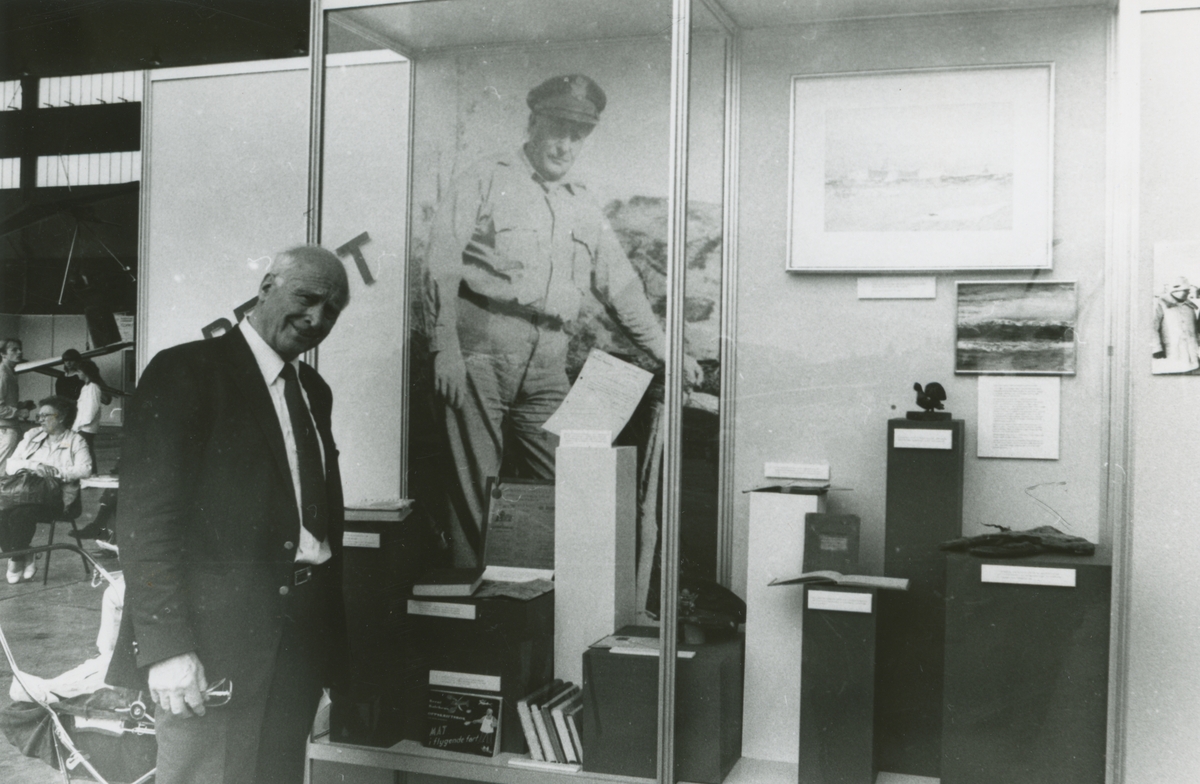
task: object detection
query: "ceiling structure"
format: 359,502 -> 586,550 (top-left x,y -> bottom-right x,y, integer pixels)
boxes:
0,0 -> 1116,316
0,0 -> 309,317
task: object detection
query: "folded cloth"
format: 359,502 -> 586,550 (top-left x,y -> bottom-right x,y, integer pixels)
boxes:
939,525 -> 1095,558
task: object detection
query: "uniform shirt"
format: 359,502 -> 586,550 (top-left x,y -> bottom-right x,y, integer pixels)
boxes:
74,382 -> 103,434
240,321 -> 331,566
424,148 -> 666,361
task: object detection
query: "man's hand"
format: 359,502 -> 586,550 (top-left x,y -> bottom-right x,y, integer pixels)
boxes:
148,652 -> 208,718
32,464 -> 58,479
434,350 -> 468,410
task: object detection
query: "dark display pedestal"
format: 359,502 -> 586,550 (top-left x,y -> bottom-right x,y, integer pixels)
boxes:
876,418 -> 964,777
581,627 -> 743,783
407,591 -> 555,755
800,586 -> 877,784
331,511 -> 422,748
942,552 -> 1111,784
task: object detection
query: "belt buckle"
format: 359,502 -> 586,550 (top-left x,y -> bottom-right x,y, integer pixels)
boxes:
294,566 -> 312,586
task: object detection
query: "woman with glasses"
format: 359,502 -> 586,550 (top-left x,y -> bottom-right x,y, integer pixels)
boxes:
2,395 -> 93,583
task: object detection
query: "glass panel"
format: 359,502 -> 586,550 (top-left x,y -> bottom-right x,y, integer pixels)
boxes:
318,20 -> 410,511
323,0 -> 683,772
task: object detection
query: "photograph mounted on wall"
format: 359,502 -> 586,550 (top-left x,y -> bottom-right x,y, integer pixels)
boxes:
787,64 -> 1054,272
955,281 -> 1077,374
1151,241 -> 1200,375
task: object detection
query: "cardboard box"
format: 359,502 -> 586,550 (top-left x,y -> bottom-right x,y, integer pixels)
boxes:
581,627 -> 743,783
407,590 -> 555,755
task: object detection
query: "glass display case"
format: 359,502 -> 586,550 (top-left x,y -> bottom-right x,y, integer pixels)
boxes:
285,1 -> 1132,782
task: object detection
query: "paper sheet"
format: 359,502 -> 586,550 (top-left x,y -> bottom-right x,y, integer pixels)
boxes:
977,375 -> 1060,459
541,349 -> 653,441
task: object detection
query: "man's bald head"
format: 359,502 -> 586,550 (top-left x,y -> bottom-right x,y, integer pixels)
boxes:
249,245 -> 350,361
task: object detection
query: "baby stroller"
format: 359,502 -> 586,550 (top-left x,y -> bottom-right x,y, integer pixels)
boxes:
0,542 -> 156,783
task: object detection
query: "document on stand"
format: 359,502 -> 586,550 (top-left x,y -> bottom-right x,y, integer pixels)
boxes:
542,349 -> 653,442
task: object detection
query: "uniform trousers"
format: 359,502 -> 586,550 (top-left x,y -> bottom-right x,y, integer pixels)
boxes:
441,296 -> 570,567
154,562 -> 333,784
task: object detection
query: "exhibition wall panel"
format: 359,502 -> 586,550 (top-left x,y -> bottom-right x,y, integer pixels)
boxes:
732,7 -> 1112,597
141,55 -> 411,507
140,61 -> 309,365
1125,8 -> 1200,781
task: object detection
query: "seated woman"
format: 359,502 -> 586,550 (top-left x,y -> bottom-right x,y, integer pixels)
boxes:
2,396 -> 93,583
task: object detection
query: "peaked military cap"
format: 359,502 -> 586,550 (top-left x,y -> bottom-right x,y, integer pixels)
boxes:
527,74 -> 607,126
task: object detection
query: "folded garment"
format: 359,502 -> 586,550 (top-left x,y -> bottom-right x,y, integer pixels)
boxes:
939,525 -> 1095,558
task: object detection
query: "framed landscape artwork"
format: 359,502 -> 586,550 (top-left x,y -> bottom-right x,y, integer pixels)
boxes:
955,281 -> 1077,375
787,64 -> 1054,272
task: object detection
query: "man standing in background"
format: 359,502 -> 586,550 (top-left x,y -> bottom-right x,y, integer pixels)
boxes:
0,338 -> 31,473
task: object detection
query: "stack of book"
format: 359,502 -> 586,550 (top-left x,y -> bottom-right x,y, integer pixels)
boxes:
515,679 -> 584,764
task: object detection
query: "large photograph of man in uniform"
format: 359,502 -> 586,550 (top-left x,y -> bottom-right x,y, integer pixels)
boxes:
422,74 -> 704,566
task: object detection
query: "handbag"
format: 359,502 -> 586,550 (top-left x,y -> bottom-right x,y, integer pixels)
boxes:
0,469 -> 63,512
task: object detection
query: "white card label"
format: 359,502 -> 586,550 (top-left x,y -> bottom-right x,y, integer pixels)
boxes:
807,589 -> 873,613
980,564 -> 1076,587
893,428 -> 953,450
342,531 -> 381,549
559,429 -> 613,447
429,670 -> 501,692
407,600 -> 477,620
857,276 -> 937,299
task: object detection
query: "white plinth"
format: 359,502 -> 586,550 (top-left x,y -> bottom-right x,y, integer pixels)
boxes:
742,488 -> 826,763
554,445 -> 637,684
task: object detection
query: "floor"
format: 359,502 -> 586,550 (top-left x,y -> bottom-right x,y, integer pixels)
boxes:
0,431 -> 121,783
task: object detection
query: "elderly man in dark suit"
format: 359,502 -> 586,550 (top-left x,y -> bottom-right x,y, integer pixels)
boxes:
112,245 -> 351,784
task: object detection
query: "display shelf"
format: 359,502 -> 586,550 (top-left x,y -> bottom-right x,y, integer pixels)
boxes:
306,738 -> 654,784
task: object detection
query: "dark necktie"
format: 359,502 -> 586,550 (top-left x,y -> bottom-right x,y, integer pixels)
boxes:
280,362 -> 328,542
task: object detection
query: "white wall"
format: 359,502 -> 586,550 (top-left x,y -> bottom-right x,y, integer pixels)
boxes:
1123,8 -> 1200,781
142,61 -> 309,363
142,57 -> 412,507
732,7 -> 1111,594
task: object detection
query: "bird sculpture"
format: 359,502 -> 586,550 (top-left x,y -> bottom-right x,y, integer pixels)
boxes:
913,382 -> 947,413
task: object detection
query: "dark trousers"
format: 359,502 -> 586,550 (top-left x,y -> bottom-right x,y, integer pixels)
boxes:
154,564 -> 332,784
79,431 -> 97,473
0,505 -> 48,554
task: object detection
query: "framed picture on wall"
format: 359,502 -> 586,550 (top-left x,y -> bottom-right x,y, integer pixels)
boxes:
787,64 -> 1054,272
955,280 -> 1077,375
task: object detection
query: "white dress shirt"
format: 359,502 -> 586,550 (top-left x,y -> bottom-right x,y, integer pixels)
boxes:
240,322 -> 331,565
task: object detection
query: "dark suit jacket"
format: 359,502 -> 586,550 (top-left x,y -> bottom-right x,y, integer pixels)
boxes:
108,328 -> 347,697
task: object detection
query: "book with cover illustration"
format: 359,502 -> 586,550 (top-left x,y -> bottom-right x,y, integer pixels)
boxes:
424,689 -> 502,757
769,570 -> 909,591
412,567 -> 485,597
515,679 -> 561,761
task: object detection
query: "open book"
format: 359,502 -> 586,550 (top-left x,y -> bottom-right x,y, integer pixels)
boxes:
768,571 -> 909,591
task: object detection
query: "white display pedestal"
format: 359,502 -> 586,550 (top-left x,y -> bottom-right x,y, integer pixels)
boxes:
742,487 -> 827,763
554,444 -> 638,684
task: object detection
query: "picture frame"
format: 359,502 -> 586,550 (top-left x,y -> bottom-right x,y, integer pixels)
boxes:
787,64 -> 1054,272
955,280 -> 1077,375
